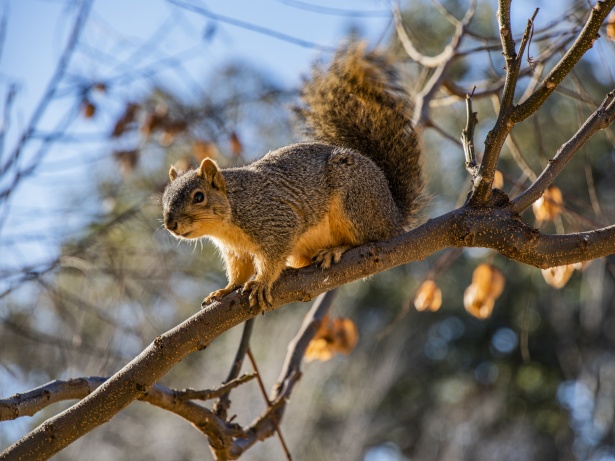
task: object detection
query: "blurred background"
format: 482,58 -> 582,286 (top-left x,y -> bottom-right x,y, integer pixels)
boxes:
2,0 -> 615,460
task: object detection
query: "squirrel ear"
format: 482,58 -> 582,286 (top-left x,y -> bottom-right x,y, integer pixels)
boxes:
169,166 -> 179,182
197,158 -> 226,192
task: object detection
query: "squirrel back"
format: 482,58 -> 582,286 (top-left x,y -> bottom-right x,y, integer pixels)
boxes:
296,43 -> 424,229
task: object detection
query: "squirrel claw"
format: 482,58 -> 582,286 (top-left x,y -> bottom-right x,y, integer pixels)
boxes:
242,281 -> 273,312
202,286 -> 237,306
313,246 -> 349,269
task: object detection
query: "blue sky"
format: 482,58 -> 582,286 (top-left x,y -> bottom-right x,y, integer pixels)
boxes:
0,0 -> 392,280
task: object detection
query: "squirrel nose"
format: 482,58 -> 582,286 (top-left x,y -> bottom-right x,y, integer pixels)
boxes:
165,215 -> 178,231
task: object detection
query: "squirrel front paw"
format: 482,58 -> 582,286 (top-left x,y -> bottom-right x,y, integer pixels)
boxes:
242,280 -> 273,311
313,245 -> 351,269
202,285 -> 237,307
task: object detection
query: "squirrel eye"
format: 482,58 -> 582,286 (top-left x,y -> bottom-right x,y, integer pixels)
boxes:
193,192 -> 205,203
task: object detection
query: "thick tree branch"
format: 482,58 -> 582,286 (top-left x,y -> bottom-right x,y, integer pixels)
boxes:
4,200 -> 615,460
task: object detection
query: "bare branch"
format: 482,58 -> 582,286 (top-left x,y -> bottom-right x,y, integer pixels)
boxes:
462,88 -> 479,177
393,0 -> 475,69
175,373 -> 256,401
213,318 -> 254,419
511,90 -> 615,213
0,377 -> 106,421
0,0 -> 93,182
246,349 -> 292,461
512,0 -> 615,123
470,7 -> 539,205
167,0 -> 335,51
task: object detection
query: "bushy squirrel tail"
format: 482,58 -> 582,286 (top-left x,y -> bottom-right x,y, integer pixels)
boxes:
296,43 -> 425,229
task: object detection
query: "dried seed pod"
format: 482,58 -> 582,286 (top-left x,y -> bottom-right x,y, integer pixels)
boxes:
305,315 -> 359,362
532,186 -> 563,222
493,170 -> 504,189
230,131 -> 243,157
463,284 -> 496,319
82,100 -> 96,119
414,280 -> 442,312
542,264 -> 575,289
472,263 -> 505,300
193,140 -> 219,161
113,149 -> 139,176
111,103 -> 140,137
463,264 -> 505,319
607,12 -> 615,41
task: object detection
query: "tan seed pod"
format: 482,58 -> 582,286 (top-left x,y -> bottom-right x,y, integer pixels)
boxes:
329,317 -> 359,355
532,186 -> 563,222
472,263 -> 505,299
541,264 -> 575,289
82,100 -> 96,119
607,12 -> 615,41
463,283 -> 496,319
193,140 -> 219,161
493,170 -> 504,189
305,315 -> 359,362
230,131 -> 243,157
414,280 -> 442,312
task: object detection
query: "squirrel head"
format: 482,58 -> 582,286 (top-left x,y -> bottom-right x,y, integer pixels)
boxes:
162,158 -> 230,239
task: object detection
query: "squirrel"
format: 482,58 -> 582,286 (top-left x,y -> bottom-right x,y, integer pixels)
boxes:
162,43 -> 425,310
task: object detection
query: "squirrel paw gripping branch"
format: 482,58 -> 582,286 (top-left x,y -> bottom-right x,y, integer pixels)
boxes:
162,44 -> 425,311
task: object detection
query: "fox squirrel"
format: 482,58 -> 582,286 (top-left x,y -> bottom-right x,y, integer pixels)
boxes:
162,44 -> 425,310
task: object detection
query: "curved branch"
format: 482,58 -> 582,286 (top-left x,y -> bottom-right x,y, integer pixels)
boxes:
511,90 -> 615,213
511,0 -> 615,123
0,375 -> 255,422
3,203 -> 615,459
393,0 -> 475,69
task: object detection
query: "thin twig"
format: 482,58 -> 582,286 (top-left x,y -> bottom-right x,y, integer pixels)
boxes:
511,90 -> 615,213
214,318 -> 254,419
167,0 -> 335,51
462,87 -> 479,177
512,0 -> 615,123
247,348 -> 293,461
175,373 -> 256,401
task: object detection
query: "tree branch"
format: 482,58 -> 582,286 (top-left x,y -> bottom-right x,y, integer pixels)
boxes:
511,90 -> 615,213
470,6 -> 539,204
4,199 -> 615,460
511,0 -> 615,123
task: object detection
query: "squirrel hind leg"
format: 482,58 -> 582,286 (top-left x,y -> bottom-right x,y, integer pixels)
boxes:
313,245 -> 351,269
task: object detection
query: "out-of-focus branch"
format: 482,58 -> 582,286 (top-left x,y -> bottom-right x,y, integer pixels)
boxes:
229,291 -> 336,458
511,91 -> 615,213
397,0 -> 476,126
213,318 -> 254,419
393,0 -> 475,68
167,0 -> 335,51
0,0 -> 93,186
512,0 -> 615,123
